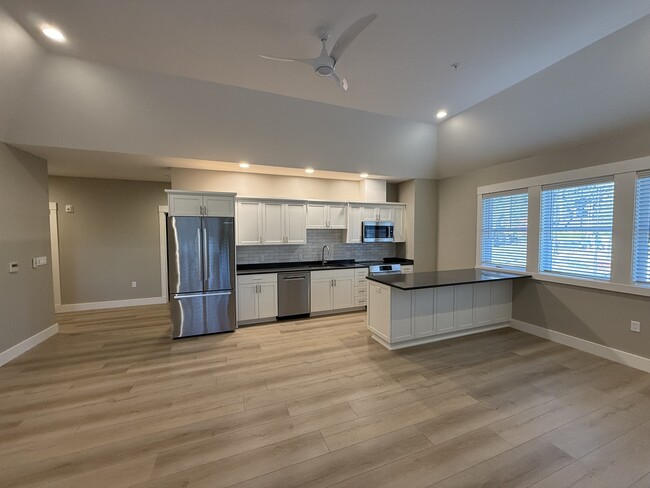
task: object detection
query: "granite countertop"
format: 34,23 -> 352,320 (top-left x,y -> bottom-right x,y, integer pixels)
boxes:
366,268 -> 531,290
237,257 -> 414,275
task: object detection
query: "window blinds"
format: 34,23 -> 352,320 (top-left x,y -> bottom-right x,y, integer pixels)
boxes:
540,179 -> 614,280
481,191 -> 528,270
633,174 -> 650,284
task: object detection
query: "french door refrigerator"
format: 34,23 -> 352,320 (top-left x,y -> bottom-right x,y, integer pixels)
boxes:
167,216 -> 236,338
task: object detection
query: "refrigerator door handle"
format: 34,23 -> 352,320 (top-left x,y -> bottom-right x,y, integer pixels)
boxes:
196,227 -> 203,282
203,227 -> 209,283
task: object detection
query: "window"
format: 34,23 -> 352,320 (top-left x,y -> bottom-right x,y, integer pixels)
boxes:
481,191 -> 528,270
633,173 -> 650,284
540,179 -> 615,280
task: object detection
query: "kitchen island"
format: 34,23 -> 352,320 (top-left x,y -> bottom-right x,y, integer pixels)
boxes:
366,269 -> 530,349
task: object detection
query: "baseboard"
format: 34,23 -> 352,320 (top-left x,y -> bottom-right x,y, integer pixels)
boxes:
510,319 -> 650,373
0,323 -> 59,367
371,323 -> 510,350
55,296 -> 167,313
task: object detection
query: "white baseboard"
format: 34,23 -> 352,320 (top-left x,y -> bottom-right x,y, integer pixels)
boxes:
55,296 -> 167,313
510,319 -> 650,373
371,323 -> 510,351
0,323 -> 59,367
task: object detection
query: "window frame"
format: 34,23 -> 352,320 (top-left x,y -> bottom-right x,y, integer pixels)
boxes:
475,155 -> 650,297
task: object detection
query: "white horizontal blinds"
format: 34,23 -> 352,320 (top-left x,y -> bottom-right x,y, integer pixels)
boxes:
633,173 -> 650,284
481,191 -> 528,270
540,178 -> 615,280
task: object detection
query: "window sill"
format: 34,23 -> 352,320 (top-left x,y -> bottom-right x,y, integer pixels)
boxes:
477,266 -> 650,297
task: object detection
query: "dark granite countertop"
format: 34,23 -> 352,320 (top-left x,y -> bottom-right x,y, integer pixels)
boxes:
366,268 -> 531,290
237,257 -> 414,275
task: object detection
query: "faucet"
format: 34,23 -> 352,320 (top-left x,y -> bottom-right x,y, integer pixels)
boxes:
321,245 -> 330,265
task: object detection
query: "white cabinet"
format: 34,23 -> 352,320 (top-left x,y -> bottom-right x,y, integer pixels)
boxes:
237,273 -> 277,323
401,265 -> 414,274
311,269 -> 355,313
237,200 -> 306,245
168,192 -> 235,217
354,267 -> 368,307
346,203 -> 406,243
346,205 -> 363,243
237,201 -> 263,245
306,203 -> 347,229
367,280 -> 513,349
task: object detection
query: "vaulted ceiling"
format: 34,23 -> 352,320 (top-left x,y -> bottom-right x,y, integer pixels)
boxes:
2,1 -> 650,180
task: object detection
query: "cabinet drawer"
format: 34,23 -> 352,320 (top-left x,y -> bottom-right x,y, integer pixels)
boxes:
355,277 -> 368,286
355,267 -> 368,277
237,273 -> 277,285
311,268 -> 355,280
355,286 -> 367,296
355,297 -> 367,306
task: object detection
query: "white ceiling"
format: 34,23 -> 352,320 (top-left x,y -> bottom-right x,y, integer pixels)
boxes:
2,1 -> 650,181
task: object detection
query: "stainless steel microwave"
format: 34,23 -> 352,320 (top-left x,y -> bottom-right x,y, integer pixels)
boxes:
362,221 -> 394,242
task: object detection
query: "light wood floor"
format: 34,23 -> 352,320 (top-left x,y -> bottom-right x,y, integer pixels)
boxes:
2,305 -> 650,487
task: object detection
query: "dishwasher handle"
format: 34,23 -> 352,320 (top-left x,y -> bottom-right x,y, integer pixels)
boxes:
281,276 -> 306,281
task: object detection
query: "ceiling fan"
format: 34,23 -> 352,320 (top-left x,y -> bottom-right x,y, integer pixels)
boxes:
259,13 -> 378,91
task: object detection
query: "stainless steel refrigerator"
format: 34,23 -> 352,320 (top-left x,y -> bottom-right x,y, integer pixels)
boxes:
167,216 -> 236,338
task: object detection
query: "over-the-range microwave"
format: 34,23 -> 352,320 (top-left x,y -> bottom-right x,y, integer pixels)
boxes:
362,220 -> 394,242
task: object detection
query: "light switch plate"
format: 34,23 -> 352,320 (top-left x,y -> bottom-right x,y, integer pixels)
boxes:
9,262 -> 18,273
631,321 -> 641,333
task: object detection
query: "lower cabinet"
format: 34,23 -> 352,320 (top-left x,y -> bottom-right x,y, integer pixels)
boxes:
311,269 -> 356,313
237,273 -> 277,324
368,280 -> 512,347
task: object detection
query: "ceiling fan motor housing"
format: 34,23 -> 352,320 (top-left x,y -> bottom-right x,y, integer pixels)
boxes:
315,65 -> 334,76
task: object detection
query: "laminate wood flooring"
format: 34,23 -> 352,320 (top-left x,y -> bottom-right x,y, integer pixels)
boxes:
2,304 -> 650,487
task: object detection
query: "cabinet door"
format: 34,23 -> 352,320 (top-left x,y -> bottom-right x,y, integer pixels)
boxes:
361,206 -> 377,221
310,279 -> 332,312
490,281 -> 511,322
169,194 -> 203,216
262,203 -> 284,244
284,203 -> 307,244
331,276 -> 354,310
328,204 -> 348,229
434,286 -> 455,333
413,289 -> 435,337
474,282 -> 492,327
258,282 -> 278,319
237,283 -> 258,321
237,202 -> 262,245
377,206 -> 392,221
306,204 -> 327,229
454,284 -> 475,330
392,206 -> 406,242
204,196 -> 234,217
347,206 -> 362,243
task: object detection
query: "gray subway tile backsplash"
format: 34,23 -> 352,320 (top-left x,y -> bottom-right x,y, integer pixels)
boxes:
236,229 -> 401,264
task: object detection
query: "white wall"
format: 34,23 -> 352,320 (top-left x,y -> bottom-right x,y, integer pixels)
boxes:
6,55 -> 438,179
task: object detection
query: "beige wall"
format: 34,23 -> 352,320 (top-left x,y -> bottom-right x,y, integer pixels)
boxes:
398,179 -> 438,271
437,122 -> 650,359
0,144 -> 54,354
48,177 -> 169,305
172,168 -> 363,201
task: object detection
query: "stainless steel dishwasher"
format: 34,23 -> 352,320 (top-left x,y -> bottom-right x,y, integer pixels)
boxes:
277,271 -> 311,318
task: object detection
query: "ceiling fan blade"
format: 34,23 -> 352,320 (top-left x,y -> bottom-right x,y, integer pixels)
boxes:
330,13 -> 377,63
331,72 -> 348,91
258,55 -> 318,67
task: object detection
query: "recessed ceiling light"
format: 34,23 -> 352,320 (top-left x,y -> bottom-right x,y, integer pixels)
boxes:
41,25 -> 66,42
360,173 -> 369,178
239,162 -> 250,168
436,110 -> 448,120
305,168 -> 315,174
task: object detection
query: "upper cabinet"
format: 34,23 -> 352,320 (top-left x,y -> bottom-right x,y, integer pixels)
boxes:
237,200 -> 306,246
167,191 -> 235,217
306,203 -> 347,229
346,203 -> 406,243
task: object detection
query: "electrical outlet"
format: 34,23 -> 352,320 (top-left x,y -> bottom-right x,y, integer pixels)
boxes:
9,262 -> 18,273
631,320 -> 641,333
131,281 -> 137,288
65,204 -> 74,213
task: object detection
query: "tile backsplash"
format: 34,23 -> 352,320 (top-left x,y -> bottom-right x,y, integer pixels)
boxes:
236,229 -> 401,264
